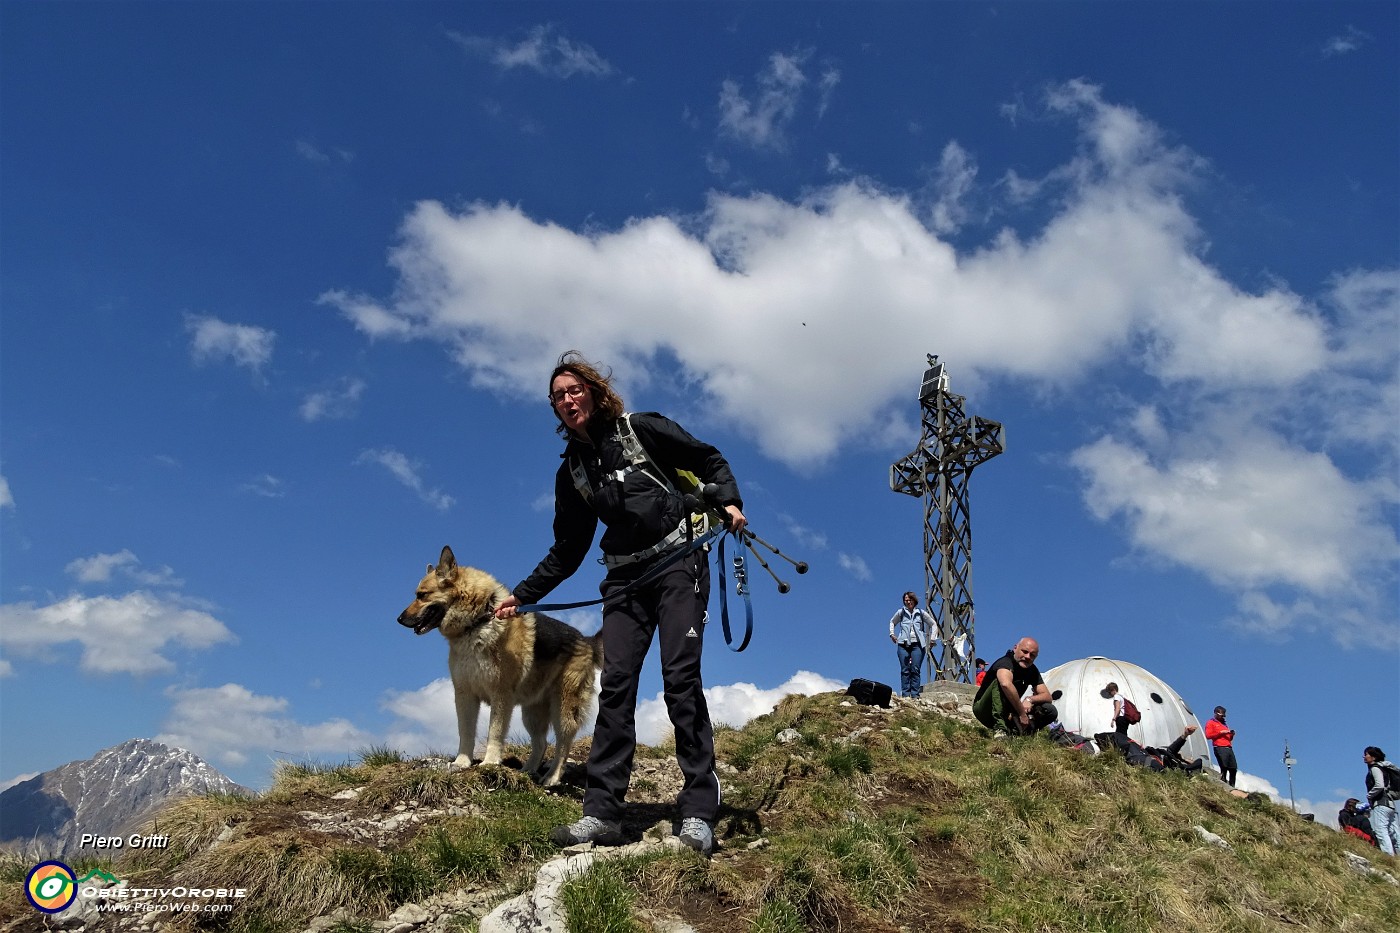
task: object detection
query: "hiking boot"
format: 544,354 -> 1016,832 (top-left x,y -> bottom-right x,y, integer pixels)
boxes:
677,818 -> 714,856
551,815 -> 622,847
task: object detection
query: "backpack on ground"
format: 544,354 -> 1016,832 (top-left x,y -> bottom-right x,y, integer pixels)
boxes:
1120,697 -> 1142,724
1047,723 -> 1094,754
845,678 -> 893,709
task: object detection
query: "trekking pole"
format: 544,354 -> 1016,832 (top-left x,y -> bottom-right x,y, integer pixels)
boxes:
741,529 -> 809,575
743,536 -> 791,594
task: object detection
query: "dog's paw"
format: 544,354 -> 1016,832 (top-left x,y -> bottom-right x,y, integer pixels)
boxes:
451,755 -> 474,769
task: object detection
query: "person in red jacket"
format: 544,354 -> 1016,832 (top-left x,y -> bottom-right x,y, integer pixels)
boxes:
1204,705 -> 1238,786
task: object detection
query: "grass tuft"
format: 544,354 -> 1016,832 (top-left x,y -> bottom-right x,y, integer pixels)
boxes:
558,857 -> 647,932
357,745 -> 406,768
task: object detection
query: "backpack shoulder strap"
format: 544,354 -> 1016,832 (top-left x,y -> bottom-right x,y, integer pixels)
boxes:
617,413 -> 649,465
568,452 -> 592,504
570,414 -> 681,504
619,413 -> 680,495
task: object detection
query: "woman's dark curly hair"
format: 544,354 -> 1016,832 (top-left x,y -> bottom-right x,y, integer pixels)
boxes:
550,350 -> 625,437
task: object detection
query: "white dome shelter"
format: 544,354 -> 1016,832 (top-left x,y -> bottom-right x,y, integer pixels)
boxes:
1042,657 -> 1212,766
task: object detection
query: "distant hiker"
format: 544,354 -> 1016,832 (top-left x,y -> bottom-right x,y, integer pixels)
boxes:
1338,798 -> 1377,847
972,637 -> 1058,736
889,591 -> 933,699
1146,724 -> 1203,773
974,657 -> 987,686
1204,706 -> 1238,786
1104,682 -> 1136,736
1097,731 -> 1165,771
1363,746 -> 1400,855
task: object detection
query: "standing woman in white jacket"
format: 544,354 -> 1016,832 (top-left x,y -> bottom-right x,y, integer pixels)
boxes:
889,592 -> 933,699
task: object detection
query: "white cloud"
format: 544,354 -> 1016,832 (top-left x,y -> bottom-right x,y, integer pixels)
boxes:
65,550 -> 181,587
928,141 -> 978,235
0,592 -> 235,676
382,669 -> 846,758
636,670 -> 846,745
0,474 -> 12,510
778,514 -> 828,551
185,314 -> 275,372
718,50 -> 811,150
295,140 -> 353,164
1234,770 -> 1282,799
0,659 -> 12,678
239,474 -> 286,499
553,607 -> 604,637
0,771 -> 37,792
65,550 -> 130,583
1226,773 -> 1349,830
1322,26 -> 1371,58
325,79 -> 1398,644
448,25 -> 613,79
704,151 -> 730,177
300,377 -> 366,421
317,290 -> 415,339
158,683 -> 373,769
1071,432 -> 1395,594
838,553 -> 872,583
356,448 -> 455,511
815,67 -> 841,119
381,676 -> 533,757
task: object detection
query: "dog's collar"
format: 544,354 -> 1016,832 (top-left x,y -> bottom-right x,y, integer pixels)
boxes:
465,608 -> 496,631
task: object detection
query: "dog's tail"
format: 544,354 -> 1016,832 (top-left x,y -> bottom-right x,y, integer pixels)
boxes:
589,632 -> 605,670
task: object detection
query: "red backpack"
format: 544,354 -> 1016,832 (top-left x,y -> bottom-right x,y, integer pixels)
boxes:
1121,698 -> 1142,724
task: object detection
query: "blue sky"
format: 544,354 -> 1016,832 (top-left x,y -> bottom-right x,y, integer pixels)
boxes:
2,2 -> 1396,827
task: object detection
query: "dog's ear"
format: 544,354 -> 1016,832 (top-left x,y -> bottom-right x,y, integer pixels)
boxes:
436,545 -> 457,577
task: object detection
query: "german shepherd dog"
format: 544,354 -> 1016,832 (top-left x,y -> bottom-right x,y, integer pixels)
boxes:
397,546 -> 603,786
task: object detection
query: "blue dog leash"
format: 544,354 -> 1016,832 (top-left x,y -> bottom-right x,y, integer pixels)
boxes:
514,524 -> 753,651
716,533 -> 754,652
514,523 -> 722,613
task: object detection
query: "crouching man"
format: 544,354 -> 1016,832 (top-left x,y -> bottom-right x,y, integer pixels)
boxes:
972,637 -> 1058,736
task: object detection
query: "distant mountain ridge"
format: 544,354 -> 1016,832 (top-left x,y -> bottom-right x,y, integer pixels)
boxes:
0,738 -> 250,857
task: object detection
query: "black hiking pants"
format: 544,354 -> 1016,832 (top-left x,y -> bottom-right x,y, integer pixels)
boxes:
584,550 -> 719,824
1213,745 -> 1238,786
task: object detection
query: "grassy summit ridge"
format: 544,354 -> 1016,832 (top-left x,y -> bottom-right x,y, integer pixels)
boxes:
2,692 -> 1397,932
